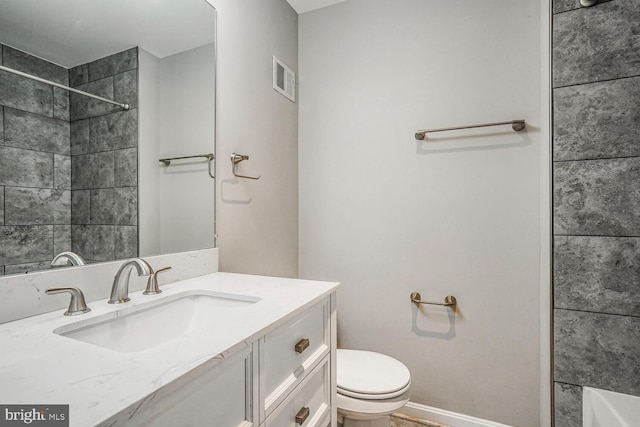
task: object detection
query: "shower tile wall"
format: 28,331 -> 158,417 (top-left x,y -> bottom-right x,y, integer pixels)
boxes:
0,44 -> 71,275
0,45 -> 138,274
69,48 -> 138,262
552,1 -> 640,426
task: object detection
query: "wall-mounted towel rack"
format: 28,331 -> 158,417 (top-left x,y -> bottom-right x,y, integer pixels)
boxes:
410,292 -> 457,309
231,153 -> 261,180
415,119 -> 526,140
159,153 -> 215,179
0,65 -> 130,110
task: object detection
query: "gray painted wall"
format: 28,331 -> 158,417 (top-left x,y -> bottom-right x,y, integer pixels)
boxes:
212,0 -> 299,278
552,1 -> 640,425
299,0 -> 543,425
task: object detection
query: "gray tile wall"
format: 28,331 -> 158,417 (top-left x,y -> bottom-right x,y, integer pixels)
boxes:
552,1 -> 640,425
0,44 -> 138,274
69,47 -> 138,262
0,44 -> 70,274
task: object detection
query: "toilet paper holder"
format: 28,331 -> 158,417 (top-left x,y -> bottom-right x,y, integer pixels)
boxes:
410,292 -> 457,308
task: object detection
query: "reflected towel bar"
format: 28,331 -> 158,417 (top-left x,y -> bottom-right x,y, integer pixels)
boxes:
159,153 -> 215,179
0,65 -> 130,110
410,292 -> 457,308
415,119 -> 526,140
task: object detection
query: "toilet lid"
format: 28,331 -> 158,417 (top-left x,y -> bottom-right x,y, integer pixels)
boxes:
337,349 -> 411,400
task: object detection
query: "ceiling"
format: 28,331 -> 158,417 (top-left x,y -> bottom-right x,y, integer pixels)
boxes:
0,0 -> 216,68
286,0 -> 347,14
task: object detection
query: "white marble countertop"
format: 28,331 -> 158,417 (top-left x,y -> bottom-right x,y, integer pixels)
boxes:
0,272 -> 339,427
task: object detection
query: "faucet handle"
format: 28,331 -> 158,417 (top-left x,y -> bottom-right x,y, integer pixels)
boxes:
46,287 -> 91,316
143,266 -> 172,295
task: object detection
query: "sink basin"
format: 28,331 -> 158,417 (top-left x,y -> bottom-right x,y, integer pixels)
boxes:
54,291 -> 260,353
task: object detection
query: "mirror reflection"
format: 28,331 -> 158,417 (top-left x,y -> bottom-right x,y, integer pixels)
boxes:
0,0 -> 216,277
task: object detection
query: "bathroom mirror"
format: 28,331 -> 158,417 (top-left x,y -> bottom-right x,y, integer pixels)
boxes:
0,0 -> 216,276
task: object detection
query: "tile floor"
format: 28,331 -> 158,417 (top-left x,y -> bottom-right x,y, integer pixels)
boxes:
390,413 -> 451,427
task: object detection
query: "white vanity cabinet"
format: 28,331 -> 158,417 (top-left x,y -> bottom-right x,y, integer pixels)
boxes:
127,345 -> 255,427
127,294 -> 336,427
260,298 -> 333,427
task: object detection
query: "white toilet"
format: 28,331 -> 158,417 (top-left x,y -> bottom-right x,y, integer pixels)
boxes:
337,349 -> 411,427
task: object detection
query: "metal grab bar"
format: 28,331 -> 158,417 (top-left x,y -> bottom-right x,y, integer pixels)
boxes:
410,292 -> 457,308
415,119 -> 526,140
0,65 -> 130,111
159,153 -> 215,179
231,153 -> 261,180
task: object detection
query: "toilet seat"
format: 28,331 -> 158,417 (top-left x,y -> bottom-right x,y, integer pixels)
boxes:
337,349 -> 411,400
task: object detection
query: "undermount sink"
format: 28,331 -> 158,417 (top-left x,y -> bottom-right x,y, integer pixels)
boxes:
53,291 -> 260,353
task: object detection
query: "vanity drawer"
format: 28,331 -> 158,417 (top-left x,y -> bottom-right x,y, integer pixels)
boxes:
264,357 -> 330,427
261,299 -> 329,417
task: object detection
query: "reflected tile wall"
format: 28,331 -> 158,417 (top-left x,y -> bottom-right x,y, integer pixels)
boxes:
0,45 -> 70,274
0,44 -> 138,274
553,0 -> 640,424
69,47 -> 138,262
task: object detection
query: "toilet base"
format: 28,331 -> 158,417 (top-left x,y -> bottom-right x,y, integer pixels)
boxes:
338,415 -> 391,427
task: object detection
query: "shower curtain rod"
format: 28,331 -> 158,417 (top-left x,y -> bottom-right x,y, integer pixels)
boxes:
0,65 -> 130,111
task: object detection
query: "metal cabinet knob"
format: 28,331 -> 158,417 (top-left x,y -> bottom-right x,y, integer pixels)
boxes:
295,407 -> 310,425
295,338 -> 310,354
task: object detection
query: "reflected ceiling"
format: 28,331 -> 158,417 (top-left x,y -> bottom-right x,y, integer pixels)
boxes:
0,0 -> 215,68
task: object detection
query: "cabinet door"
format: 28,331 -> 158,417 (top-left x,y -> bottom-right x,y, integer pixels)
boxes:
264,357 -> 330,427
261,299 -> 330,419
128,345 -> 255,427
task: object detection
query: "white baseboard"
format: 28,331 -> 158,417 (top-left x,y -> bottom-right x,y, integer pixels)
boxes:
398,402 -> 513,427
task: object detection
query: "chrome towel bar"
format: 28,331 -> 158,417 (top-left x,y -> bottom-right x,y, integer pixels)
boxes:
410,292 -> 457,308
415,119 -> 526,140
159,153 -> 215,179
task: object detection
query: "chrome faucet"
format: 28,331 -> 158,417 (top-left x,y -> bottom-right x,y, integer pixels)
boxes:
51,251 -> 86,267
108,258 -> 153,304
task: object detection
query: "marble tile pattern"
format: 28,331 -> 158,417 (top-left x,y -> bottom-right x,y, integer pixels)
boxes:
90,187 -> 137,225
554,309 -> 640,396
0,146 -> 53,188
53,225 -> 71,255
4,108 -> 70,155
0,45 -> 139,275
0,106 -> 4,143
553,76 -> 640,161
2,45 -> 68,85
53,87 -> 70,121
0,71 -> 53,117
54,154 -> 71,190
4,188 -> 70,225
0,225 -> 53,266
555,236 -> 640,316
553,0 -> 640,421
69,77 -> 119,121
90,109 -> 137,152
0,186 -> 4,226
69,47 -> 139,263
554,383 -> 582,427
71,152 -> 115,190
553,158 -> 640,236
553,0 -> 613,14
553,0 -> 640,88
